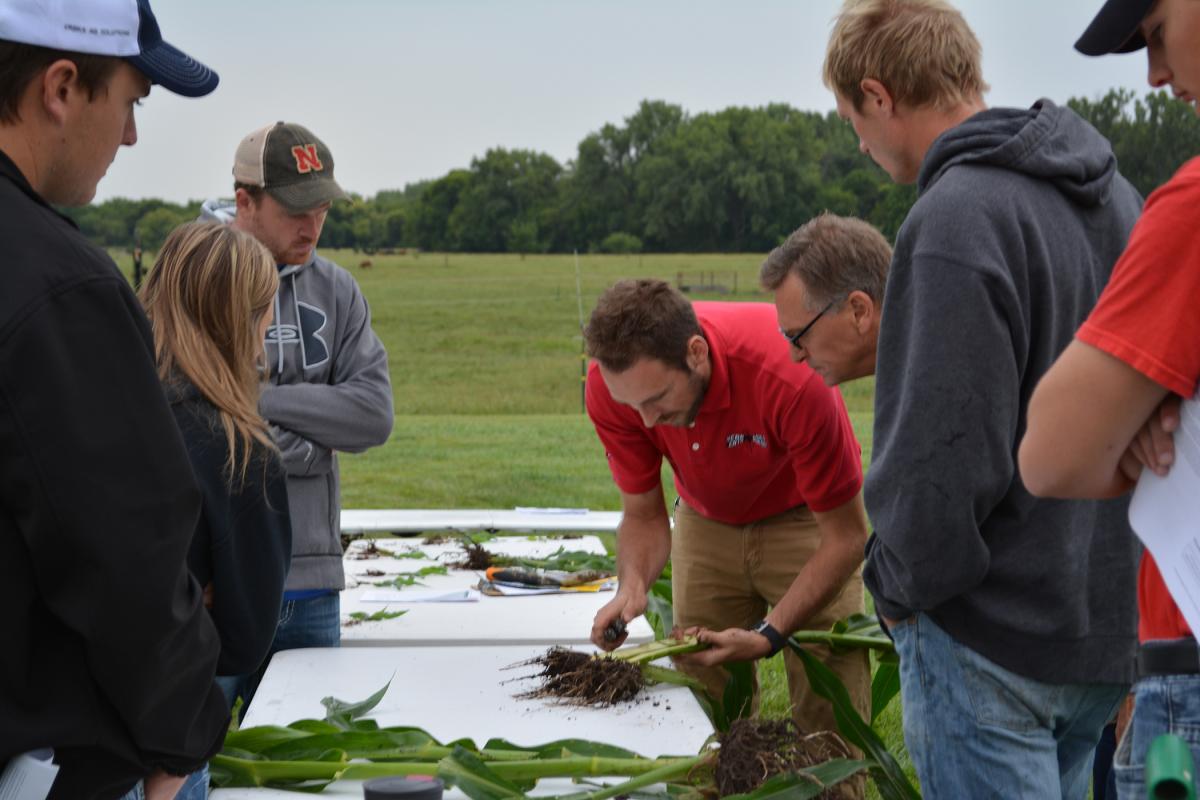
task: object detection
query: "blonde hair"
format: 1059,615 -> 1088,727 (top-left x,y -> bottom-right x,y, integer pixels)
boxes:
823,0 -> 988,112
140,221 -> 278,486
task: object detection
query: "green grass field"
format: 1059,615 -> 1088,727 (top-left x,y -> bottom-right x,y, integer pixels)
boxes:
114,247 -> 907,795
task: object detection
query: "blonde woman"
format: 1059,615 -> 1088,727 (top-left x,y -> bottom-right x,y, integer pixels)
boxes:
140,222 -> 292,778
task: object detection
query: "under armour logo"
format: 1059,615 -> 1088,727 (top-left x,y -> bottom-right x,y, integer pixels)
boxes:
291,144 -> 324,174
265,301 -> 329,370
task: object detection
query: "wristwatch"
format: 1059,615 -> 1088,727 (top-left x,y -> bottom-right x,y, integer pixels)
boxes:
748,619 -> 787,657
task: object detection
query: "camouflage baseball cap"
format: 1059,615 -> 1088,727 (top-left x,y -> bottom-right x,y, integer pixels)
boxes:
233,121 -> 346,213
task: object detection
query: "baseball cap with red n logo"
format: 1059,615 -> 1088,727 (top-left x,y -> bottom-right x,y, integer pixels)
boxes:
0,0 -> 218,96
233,122 -> 347,214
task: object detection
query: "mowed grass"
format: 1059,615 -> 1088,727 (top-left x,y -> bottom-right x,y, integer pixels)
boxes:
113,247 -> 905,795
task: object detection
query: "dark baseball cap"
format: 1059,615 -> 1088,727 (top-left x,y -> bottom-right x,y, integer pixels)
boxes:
233,122 -> 347,214
1075,0 -> 1155,56
0,0 -> 218,97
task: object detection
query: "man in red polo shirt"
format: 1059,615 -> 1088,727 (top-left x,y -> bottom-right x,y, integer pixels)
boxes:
585,279 -> 870,754
1019,1 -> 1200,795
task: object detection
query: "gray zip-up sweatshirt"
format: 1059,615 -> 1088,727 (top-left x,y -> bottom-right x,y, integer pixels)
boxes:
863,100 -> 1142,685
201,200 -> 394,591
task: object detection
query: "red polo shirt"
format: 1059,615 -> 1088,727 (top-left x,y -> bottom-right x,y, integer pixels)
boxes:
586,301 -> 863,525
1077,157 -> 1200,643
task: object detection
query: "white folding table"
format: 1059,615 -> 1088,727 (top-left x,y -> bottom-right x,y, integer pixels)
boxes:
339,535 -> 654,646
341,509 -> 624,536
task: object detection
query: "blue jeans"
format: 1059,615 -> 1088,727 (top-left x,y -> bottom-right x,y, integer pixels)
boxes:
1113,674 -> 1200,799
117,765 -> 208,800
891,613 -> 1126,799
219,592 -> 341,717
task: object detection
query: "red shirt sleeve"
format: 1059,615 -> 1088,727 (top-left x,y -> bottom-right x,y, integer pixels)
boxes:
585,365 -> 663,495
1077,158 -> 1200,399
779,374 -> 863,513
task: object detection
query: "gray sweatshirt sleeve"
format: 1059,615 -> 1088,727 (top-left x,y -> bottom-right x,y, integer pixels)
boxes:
863,252 -> 1021,621
260,278 -> 393,453
271,425 -> 333,476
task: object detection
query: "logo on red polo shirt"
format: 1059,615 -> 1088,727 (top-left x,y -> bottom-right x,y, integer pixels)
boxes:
726,433 -> 768,449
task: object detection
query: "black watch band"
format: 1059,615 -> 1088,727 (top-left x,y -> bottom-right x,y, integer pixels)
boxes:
748,620 -> 787,657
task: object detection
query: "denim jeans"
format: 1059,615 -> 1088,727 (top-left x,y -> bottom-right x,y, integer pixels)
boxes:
1113,674 -> 1200,799
219,592 -> 341,716
116,765 -> 208,800
891,613 -> 1127,799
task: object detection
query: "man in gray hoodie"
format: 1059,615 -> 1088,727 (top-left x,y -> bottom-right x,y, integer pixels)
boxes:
201,122 -> 393,705
821,1 -> 1142,796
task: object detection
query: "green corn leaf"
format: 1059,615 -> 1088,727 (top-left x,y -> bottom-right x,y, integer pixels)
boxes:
640,663 -> 706,693
689,685 -> 725,732
437,746 -> 527,800
483,738 -> 641,760
870,655 -> 901,724
321,677 -> 393,728
262,731 -> 453,762
720,758 -> 870,800
223,725 -> 314,754
289,719 -> 344,734
788,644 -> 919,800
721,661 -> 755,726
348,609 -> 408,623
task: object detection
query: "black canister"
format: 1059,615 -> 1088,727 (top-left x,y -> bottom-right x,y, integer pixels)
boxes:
363,776 -> 445,800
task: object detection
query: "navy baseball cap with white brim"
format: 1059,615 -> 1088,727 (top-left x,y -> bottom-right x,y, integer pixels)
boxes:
0,0 -> 218,96
1075,0 -> 1156,56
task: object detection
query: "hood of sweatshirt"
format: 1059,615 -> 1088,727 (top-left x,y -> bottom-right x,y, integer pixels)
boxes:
917,99 -> 1119,208
199,197 -> 237,224
198,198 -> 310,279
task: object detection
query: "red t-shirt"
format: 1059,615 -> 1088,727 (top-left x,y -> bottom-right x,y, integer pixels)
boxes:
1078,156 -> 1200,643
586,302 -> 863,525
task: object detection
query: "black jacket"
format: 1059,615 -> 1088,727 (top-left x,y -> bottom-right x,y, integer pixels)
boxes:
863,100 -> 1143,685
0,151 -> 229,799
168,381 -> 292,676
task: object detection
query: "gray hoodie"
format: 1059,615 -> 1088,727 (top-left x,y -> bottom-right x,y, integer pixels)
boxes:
863,100 -> 1142,685
201,200 -> 394,591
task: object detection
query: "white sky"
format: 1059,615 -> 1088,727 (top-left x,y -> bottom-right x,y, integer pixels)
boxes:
97,0 -> 1153,204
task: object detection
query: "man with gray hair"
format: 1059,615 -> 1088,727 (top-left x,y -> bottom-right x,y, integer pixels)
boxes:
759,213 -> 891,387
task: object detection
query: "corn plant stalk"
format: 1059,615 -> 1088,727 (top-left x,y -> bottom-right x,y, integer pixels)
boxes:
211,752 -> 697,789
608,634 -> 704,665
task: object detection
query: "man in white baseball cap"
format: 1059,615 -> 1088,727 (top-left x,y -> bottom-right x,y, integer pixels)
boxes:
0,2 -> 228,799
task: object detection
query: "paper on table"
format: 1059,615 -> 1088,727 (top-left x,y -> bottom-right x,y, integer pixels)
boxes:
478,579 -> 615,596
360,589 -> 479,603
1129,395 -> 1200,635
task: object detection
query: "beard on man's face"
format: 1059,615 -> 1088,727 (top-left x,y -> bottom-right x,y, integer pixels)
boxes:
679,369 -> 709,426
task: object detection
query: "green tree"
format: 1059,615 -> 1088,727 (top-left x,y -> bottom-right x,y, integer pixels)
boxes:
1069,88 -> 1200,195
410,169 -> 471,251
135,206 -> 189,250
447,148 -> 561,253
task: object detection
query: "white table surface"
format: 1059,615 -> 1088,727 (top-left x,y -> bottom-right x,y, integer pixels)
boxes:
212,646 -> 713,799
339,536 -> 653,646
341,509 -> 624,535
342,534 -> 608,578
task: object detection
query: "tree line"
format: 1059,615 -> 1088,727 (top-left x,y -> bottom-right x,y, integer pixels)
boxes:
67,89 -> 1199,254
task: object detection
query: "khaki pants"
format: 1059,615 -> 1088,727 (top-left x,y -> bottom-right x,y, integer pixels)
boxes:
671,500 -> 870,798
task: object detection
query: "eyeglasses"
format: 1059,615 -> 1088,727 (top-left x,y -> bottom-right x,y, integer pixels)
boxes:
780,300 -> 834,349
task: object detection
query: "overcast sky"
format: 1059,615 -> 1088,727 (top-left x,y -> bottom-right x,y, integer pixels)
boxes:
97,0 -> 1153,204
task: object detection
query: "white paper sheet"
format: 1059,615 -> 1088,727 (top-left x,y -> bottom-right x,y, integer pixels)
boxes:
1129,395 -> 1200,635
0,750 -> 59,800
359,589 -> 479,603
